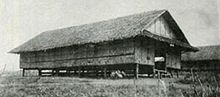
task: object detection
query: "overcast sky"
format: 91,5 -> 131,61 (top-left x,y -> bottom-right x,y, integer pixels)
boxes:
0,0 -> 219,71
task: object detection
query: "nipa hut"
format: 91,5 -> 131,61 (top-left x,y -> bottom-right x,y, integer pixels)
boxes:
9,10 -> 197,78
181,45 -> 220,71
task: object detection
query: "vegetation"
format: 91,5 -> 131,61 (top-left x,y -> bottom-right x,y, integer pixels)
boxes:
0,71 -> 219,97
175,71 -> 220,97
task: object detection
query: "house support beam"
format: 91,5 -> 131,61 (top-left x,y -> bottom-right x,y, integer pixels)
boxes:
103,67 -> 107,78
67,69 -> 70,76
52,69 -> 55,76
74,70 -> 76,75
95,67 -> 99,77
38,69 -> 42,76
176,70 -> 179,78
78,67 -> 81,77
135,64 -> 139,79
82,68 -> 84,77
170,71 -> 173,78
56,69 -> 59,76
22,69 -> 25,77
153,66 -> 155,78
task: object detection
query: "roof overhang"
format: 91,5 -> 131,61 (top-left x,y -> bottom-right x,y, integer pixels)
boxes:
141,30 -> 198,52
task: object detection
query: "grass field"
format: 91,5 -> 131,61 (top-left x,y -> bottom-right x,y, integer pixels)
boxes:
0,71 -> 219,97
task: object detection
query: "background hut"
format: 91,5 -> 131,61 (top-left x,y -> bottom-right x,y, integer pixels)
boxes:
10,10 -> 197,78
181,45 -> 220,71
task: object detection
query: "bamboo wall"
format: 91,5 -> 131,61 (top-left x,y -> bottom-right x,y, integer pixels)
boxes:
146,16 -> 181,69
135,38 -> 155,65
20,39 -> 135,68
166,50 -> 181,69
20,37 -> 182,70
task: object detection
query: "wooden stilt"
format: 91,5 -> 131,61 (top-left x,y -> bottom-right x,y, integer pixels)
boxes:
82,68 -> 84,77
95,67 -> 99,77
22,69 -> 25,77
78,67 -> 81,77
52,69 -> 56,76
103,67 -> 107,78
67,69 -> 70,76
153,66 -> 156,78
56,69 -> 59,76
176,70 -> 179,78
38,69 -> 42,76
74,70 -> 76,75
158,71 -> 161,79
135,64 -> 139,79
170,70 -> 173,78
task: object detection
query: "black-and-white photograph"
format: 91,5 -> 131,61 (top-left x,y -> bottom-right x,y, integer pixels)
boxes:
0,0 -> 219,97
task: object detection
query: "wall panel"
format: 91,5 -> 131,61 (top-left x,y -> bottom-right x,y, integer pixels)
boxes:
166,50 -> 181,69
20,39 -> 135,68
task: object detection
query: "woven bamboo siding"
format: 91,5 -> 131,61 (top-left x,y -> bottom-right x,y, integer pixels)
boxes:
20,54 -> 135,68
135,38 -> 155,65
166,50 -> 181,69
20,39 -> 135,68
147,16 -> 176,40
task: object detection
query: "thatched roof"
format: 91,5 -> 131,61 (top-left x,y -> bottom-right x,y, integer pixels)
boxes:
10,10 -> 196,53
182,45 -> 220,61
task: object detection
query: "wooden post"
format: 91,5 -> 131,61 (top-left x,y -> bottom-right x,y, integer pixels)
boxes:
67,69 -> 70,76
74,70 -> 76,75
52,69 -> 56,76
95,67 -> 99,77
153,66 -> 156,78
78,67 -> 81,77
22,69 -> 25,77
38,69 -> 42,76
176,70 -> 179,78
135,64 -> 139,79
82,68 -> 84,77
171,70 -> 174,78
158,71 -> 161,79
52,69 -> 54,76
103,67 -> 107,78
56,69 -> 59,76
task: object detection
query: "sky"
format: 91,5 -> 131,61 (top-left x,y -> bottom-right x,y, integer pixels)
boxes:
0,0 -> 219,71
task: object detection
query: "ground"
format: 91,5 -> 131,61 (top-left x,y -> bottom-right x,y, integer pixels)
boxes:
0,71 -> 219,97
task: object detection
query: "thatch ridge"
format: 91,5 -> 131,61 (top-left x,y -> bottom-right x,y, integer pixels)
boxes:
182,45 -> 220,61
9,10 -> 195,53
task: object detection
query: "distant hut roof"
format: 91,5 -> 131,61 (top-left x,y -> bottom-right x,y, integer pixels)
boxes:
182,45 -> 220,61
10,10 -> 197,53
